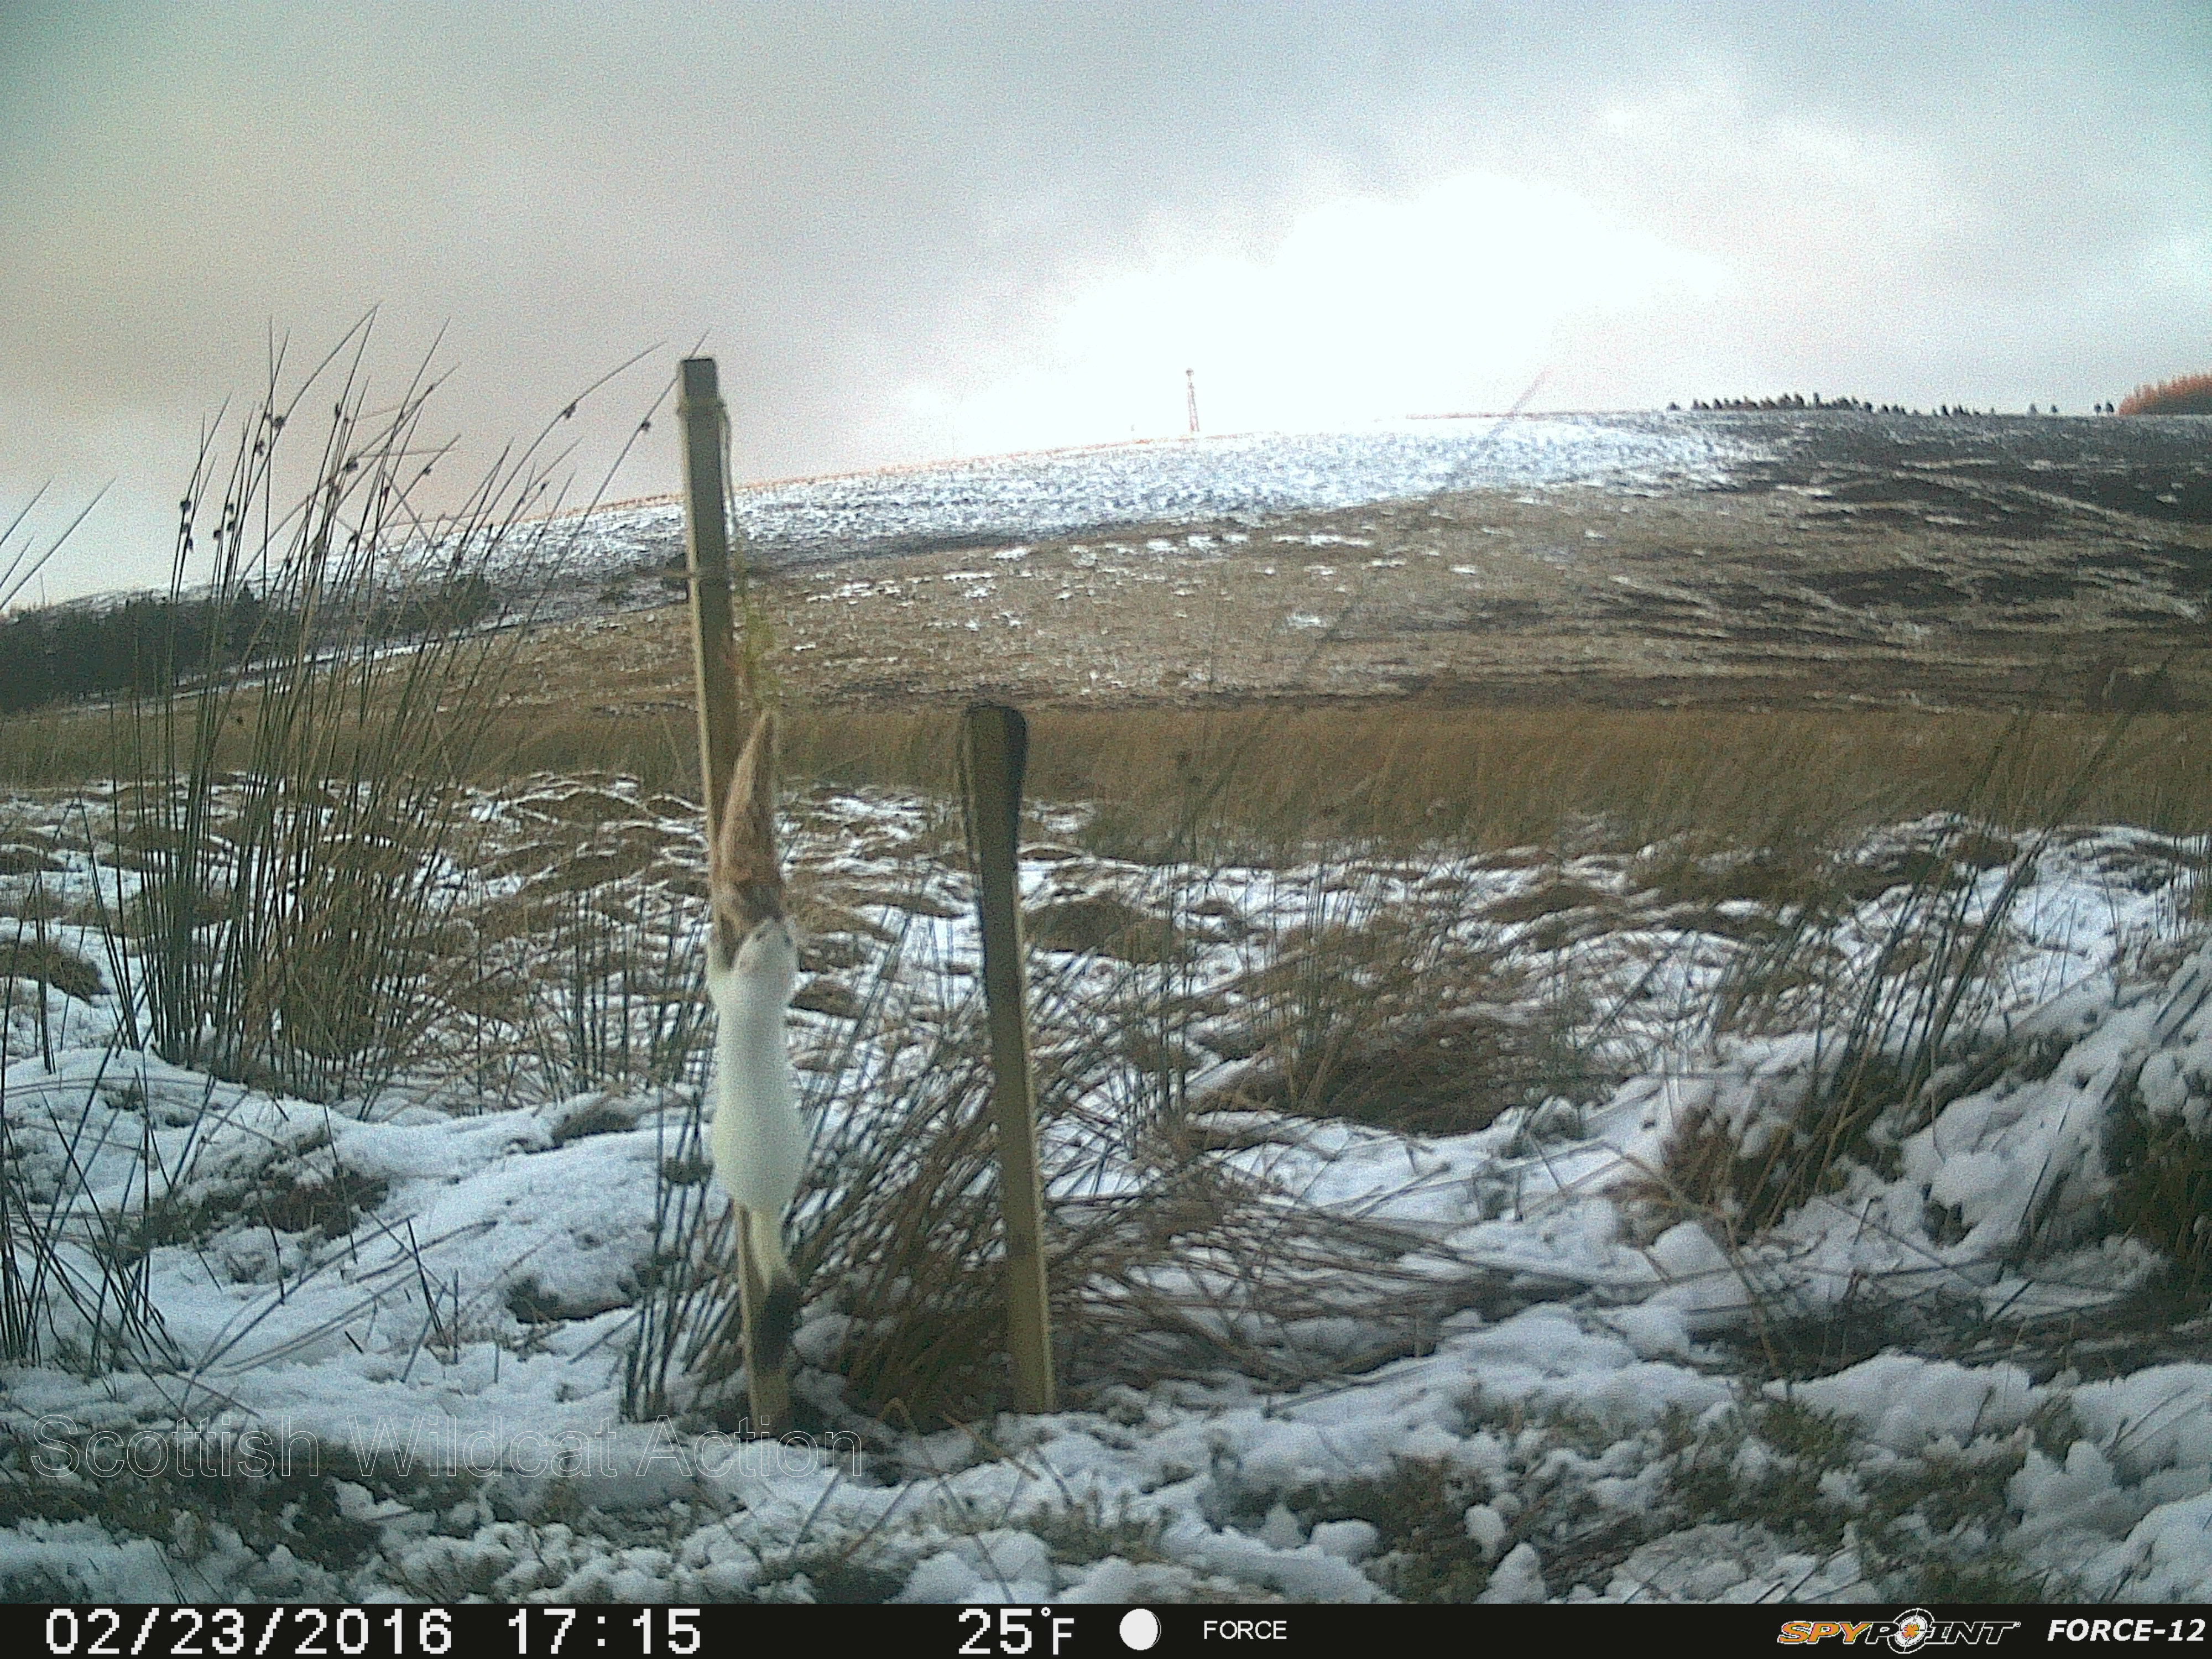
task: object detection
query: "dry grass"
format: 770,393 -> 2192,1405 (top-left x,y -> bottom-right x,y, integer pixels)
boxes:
2105,1100 -> 2212,1286
512,701 -> 2212,862
564,702 -> 2206,858
624,888 -> 1506,1428
1047,705 -> 2212,854
1647,685 -> 2179,1243
17,699 -> 2190,858
9,637 -> 2211,865
2,934 -> 102,1003
1202,884 -> 1566,1136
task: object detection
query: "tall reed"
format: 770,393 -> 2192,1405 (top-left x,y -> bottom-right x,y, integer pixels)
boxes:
119,323 -> 649,1104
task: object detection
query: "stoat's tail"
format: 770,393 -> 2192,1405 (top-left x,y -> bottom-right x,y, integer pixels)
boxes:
759,1275 -> 801,1376
742,1205 -> 802,1376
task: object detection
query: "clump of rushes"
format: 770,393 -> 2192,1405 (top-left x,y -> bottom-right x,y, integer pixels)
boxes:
1676,694 -> 2171,1238
123,320 -> 658,1104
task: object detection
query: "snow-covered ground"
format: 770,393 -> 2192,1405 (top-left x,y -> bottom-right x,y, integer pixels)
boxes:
538,414 -> 1764,589
6,779 -> 2212,1602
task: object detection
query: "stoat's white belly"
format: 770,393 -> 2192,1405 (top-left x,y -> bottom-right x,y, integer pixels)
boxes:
708,1010 -> 806,1220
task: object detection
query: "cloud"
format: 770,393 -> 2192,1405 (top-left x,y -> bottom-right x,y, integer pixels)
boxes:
924,174 -> 1733,451
0,2 -> 2204,599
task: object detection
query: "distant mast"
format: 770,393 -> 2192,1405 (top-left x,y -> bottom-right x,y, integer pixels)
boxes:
1185,368 -> 1201,437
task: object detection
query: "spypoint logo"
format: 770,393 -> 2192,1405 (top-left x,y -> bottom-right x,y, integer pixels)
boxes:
1888,1610 -> 1936,1653
1777,1609 -> 2020,1650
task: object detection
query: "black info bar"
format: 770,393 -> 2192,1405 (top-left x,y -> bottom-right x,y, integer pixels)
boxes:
9,1604 -> 2198,1655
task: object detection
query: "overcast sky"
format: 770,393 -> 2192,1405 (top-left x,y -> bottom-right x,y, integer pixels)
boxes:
3,1 -> 2206,599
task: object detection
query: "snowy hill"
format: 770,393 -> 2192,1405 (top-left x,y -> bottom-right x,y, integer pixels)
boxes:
537,413 -> 1762,593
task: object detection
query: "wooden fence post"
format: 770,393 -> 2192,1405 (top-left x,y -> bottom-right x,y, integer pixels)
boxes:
959,702 -> 1057,1415
677,356 -> 789,1437
680,357 -> 744,813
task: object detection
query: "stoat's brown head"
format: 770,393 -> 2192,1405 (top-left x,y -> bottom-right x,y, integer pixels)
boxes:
710,711 -> 785,966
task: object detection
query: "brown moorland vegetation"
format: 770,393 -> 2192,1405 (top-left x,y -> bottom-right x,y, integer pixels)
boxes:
6,695 -> 2209,862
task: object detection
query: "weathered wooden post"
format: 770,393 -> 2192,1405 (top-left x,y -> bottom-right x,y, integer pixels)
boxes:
680,357 -> 746,803
677,356 -> 788,1436
959,702 -> 1057,1414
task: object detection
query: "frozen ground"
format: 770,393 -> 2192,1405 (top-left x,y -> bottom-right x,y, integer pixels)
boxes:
6,776 -> 2212,1601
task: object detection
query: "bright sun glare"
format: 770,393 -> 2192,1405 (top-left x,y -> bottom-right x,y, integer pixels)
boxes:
919,172 -> 1733,454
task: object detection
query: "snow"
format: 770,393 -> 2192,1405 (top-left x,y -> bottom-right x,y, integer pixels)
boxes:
541,414 -> 1764,586
0,1521 -> 180,1601
1480,1541 -> 1547,1602
1788,1355 -> 2039,1453
5,773 -> 2212,1601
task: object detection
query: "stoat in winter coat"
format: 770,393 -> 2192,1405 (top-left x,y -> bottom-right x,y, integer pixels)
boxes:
706,712 -> 805,1371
